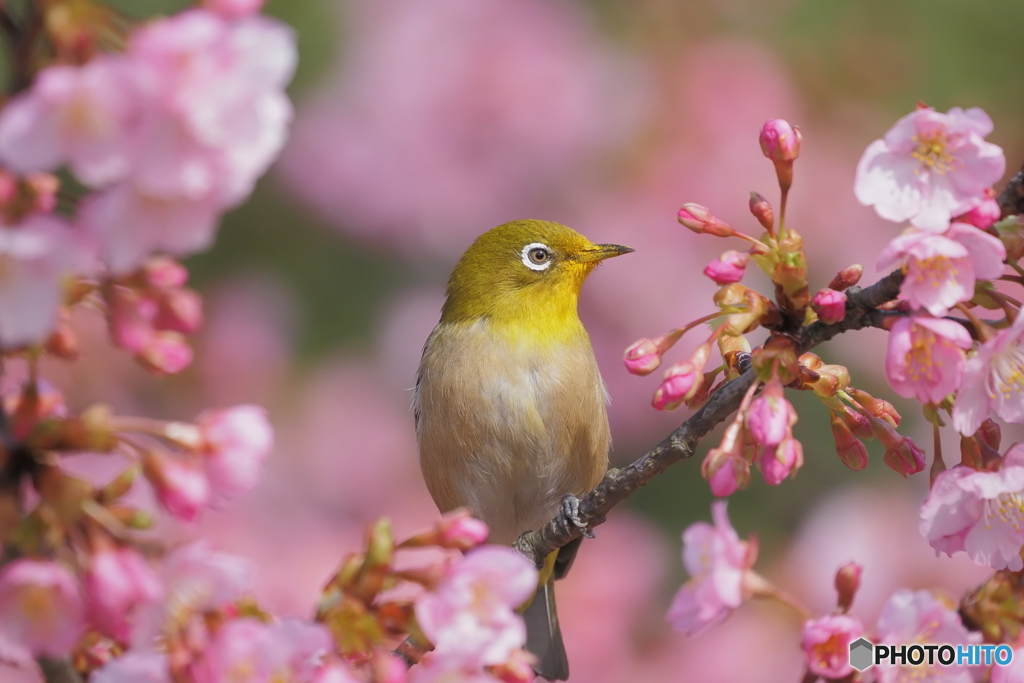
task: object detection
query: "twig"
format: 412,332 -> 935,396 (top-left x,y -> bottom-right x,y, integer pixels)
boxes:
513,270 -> 905,566
38,658 -> 83,683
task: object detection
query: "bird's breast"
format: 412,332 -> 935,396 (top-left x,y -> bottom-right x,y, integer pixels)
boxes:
415,318 -> 611,544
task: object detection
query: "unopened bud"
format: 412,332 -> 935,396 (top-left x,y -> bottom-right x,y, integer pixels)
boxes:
834,562 -> 862,612
830,411 -> 868,471
624,338 -> 663,376
847,388 -> 900,427
685,368 -> 722,411
653,360 -> 702,411
748,192 -> 774,232
812,288 -> 847,324
140,256 -> 189,290
868,416 -> 925,477
704,251 -> 749,285
137,331 -> 193,375
156,288 -> 203,334
828,264 -> 864,292
978,418 -> 1001,451
959,190 -> 1001,229
677,203 -> 735,237
960,435 -> 982,468
399,508 -> 489,551
759,119 -> 802,163
44,319 -> 80,361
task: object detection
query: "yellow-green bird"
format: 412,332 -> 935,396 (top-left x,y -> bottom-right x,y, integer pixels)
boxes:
414,219 -> 632,681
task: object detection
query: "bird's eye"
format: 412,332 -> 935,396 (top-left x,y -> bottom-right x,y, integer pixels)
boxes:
521,242 -> 553,271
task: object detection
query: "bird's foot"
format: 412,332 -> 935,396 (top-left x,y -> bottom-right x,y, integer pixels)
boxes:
561,494 -> 594,539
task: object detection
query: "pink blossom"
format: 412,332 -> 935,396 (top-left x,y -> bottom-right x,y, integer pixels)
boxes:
143,453 -> 211,522
877,224 -> 1005,316
855,106 -> 1005,231
920,445 -> 1024,571
666,501 -> 754,635
91,651 -> 170,683
885,315 -> 972,404
0,215 -> 92,348
133,541 -> 251,646
952,312 -> 1024,436
415,546 -> 537,669
746,381 -> 796,448
874,589 -> 977,683
759,437 -> 803,486
801,614 -> 863,679
85,547 -> 163,642
196,404 -> 273,502
0,56 -> 136,186
188,618 -> 333,683
201,0 -> 266,18
701,421 -> 750,497
759,118 -> 802,163
703,251 -> 749,285
811,288 -> 847,324
0,560 -> 85,664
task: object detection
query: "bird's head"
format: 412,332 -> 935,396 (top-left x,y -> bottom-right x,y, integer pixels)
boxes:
440,220 -> 633,336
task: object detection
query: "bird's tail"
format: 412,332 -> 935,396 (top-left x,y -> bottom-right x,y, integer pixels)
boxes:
523,574 -> 569,681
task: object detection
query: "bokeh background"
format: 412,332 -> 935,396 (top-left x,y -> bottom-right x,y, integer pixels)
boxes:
22,0 -> 1024,680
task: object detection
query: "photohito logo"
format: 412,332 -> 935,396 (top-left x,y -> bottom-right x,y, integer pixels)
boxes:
848,638 -> 1014,672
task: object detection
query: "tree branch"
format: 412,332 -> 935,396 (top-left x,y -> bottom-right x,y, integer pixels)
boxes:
513,269 -> 906,566
38,658 -> 83,683
998,161 -> 1024,218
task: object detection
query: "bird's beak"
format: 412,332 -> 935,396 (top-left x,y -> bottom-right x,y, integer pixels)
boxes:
577,243 -> 635,263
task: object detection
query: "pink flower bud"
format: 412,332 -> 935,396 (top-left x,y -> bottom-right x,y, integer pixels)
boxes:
701,421 -> 749,497
197,404 -> 273,501
746,382 -> 796,448
0,559 -> 85,663
834,562 -> 862,612
703,251 -> 749,285
438,510 -> 490,550
107,287 -> 157,353
827,264 -> 863,291
759,118 -> 802,163
623,338 -> 662,376
760,437 -> 803,485
830,411 -> 868,471
652,361 -> 699,411
141,256 -> 188,290
848,388 -> 901,427
138,331 -> 193,375
143,453 -> 210,522
201,0 -> 266,18
872,418 -> 926,477
811,288 -> 847,324
156,288 -> 203,333
677,203 -> 735,237
85,547 -> 163,641
959,191 -> 1001,229
748,192 -> 774,232
801,614 -> 863,679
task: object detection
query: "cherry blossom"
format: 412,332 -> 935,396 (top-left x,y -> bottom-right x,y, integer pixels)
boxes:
746,381 -> 796,448
188,618 -> 333,683
885,315 -> 972,404
759,437 -> 803,486
877,224 -> 1005,316
0,215 -> 92,348
197,404 -> 274,502
0,559 -> 85,664
919,445 -> 1024,571
855,105 -> 1005,231
666,501 -> 755,635
873,589 -> 977,683
952,312 -> 1024,436
801,614 -> 863,679
415,546 -> 537,669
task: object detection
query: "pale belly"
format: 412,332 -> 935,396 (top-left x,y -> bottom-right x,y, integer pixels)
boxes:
415,319 -> 610,545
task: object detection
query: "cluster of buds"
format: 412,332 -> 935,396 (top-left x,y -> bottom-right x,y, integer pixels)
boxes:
102,256 -> 203,374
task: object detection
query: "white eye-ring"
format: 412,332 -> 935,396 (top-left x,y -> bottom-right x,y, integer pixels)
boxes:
521,242 -> 553,271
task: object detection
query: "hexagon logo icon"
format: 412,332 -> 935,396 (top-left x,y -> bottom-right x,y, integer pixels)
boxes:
849,637 -> 874,671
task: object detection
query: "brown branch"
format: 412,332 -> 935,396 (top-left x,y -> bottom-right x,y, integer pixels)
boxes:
513,269 -> 905,566
38,658 -> 83,683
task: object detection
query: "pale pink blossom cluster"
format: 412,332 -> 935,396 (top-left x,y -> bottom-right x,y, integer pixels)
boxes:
0,6 -> 295,356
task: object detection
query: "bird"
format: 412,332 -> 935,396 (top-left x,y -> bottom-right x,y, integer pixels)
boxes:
414,219 -> 632,680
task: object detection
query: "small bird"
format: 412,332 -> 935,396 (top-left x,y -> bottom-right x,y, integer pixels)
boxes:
414,219 -> 632,680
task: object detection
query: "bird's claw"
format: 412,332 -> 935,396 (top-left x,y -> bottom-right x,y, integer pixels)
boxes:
561,494 -> 594,539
